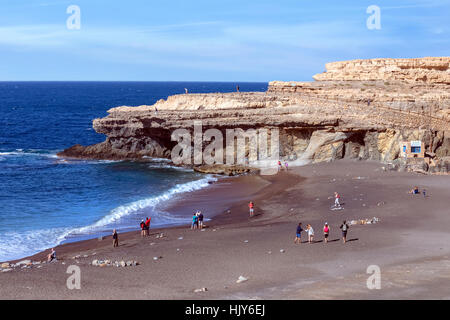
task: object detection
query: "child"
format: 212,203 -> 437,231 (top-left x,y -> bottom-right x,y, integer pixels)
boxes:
191,213 -> 198,230
334,192 -> 341,207
323,223 -> 330,243
294,223 -> 303,244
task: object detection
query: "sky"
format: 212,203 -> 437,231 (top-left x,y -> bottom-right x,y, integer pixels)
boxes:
0,0 -> 449,81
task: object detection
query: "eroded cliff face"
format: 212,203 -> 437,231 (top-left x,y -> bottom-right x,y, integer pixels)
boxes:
59,57 -> 450,173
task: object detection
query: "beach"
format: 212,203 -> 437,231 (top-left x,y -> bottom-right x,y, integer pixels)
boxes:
1,160 -> 449,299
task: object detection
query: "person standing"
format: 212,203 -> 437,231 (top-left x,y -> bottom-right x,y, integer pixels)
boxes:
306,224 -> 315,243
140,219 -> 146,237
284,161 -> 288,171
145,217 -> 151,236
198,211 -> 204,229
248,201 -> 254,217
340,221 -> 349,244
112,229 -> 119,247
323,223 -> 330,243
294,222 -> 303,244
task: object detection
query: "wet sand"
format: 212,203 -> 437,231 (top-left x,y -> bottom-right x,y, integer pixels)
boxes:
1,160 -> 450,299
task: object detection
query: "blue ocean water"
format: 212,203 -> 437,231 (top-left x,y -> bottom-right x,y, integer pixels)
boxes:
0,82 -> 267,261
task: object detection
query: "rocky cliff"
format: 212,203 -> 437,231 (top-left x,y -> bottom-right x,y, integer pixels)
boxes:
59,57 -> 450,174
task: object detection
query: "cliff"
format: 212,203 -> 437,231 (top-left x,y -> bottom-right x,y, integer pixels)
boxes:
59,57 -> 450,174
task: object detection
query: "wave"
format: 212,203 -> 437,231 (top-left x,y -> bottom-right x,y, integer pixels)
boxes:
0,149 -> 59,159
0,175 -> 217,262
68,175 -> 217,235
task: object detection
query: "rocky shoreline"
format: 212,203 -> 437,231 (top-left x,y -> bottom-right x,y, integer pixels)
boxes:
58,57 -> 450,174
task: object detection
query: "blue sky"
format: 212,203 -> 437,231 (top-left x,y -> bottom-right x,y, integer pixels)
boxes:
0,0 -> 449,81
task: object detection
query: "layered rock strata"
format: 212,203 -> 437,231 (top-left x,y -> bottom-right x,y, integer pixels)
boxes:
59,57 -> 450,173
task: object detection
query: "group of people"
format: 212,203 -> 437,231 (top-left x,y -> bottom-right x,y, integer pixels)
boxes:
295,220 -> 350,244
140,217 -> 152,237
277,160 -> 288,172
191,211 -> 204,230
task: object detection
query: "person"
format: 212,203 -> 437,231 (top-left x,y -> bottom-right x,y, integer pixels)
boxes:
145,217 -> 151,236
409,186 -> 420,194
334,192 -> 341,207
184,88 -> 188,94
294,222 -> 303,244
236,85 -> 240,92
112,229 -> 119,247
422,189 -> 427,198
47,248 -> 56,262
140,219 -> 146,237
248,201 -> 254,217
154,107 -> 158,115
323,222 -> 330,243
277,160 -> 282,172
306,224 -> 314,243
191,212 -> 198,230
340,221 -> 349,243
198,211 -> 204,229
284,161 -> 288,171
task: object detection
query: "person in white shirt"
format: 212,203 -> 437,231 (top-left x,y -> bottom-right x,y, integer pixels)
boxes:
306,224 -> 315,243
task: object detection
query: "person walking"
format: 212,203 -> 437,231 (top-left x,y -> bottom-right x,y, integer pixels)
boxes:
294,222 -> 303,244
323,222 -> 330,243
191,212 -> 199,230
112,229 -> 119,247
334,192 -> 341,207
340,220 -> 349,243
140,219 -> 146,237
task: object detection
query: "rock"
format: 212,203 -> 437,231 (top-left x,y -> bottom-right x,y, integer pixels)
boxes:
1,268 -> 13,272
377,201 -> 386,206
178,237 -> 183,240
280,249 -> 285,253
16,260 -> 31,266
120,261 -> 126,267
57,57 -> 450,174
1,262 -> 10,269
92,259 -> 99,266
194,287 -> 208,293
244,240 -> 249,243
126,261 -> 133,267
83,255 -> 88,258
236,276 -> 248,283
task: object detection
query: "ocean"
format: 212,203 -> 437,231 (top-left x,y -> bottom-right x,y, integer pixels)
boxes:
0,81 -> 267,262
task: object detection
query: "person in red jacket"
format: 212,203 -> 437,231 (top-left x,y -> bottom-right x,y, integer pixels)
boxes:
145,217 -> 151,236
140,219 -> 146,237
248,201 -> 254,217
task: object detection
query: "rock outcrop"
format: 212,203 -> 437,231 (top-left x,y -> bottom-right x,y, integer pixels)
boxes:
59,57 -> 450,173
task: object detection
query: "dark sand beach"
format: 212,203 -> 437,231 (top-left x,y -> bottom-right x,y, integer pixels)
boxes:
1,160 -> 449,299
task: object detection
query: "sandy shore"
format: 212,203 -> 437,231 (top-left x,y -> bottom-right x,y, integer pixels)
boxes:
1,160 -> 449,299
